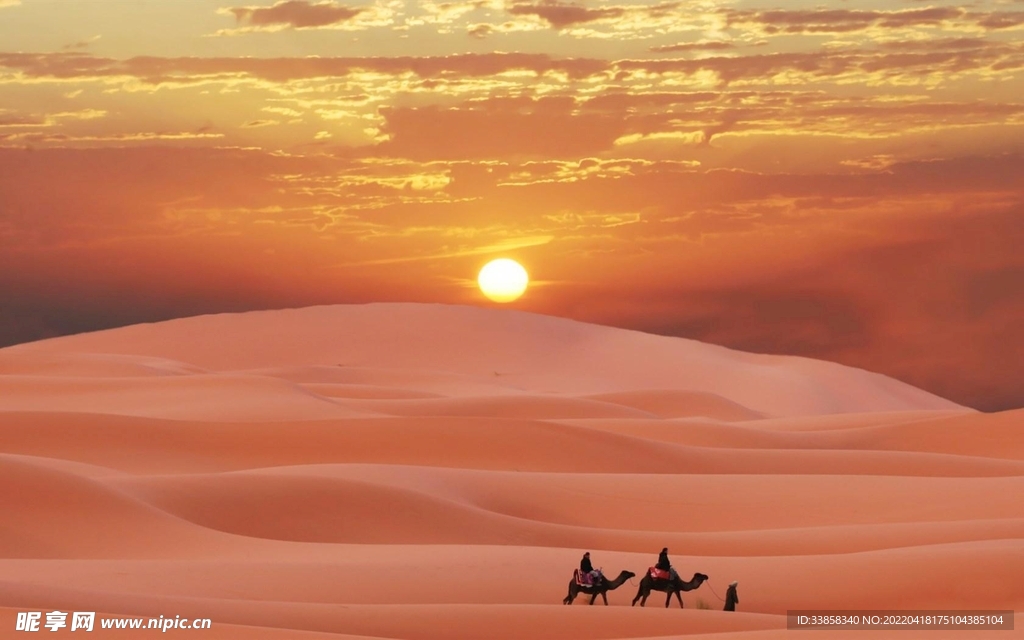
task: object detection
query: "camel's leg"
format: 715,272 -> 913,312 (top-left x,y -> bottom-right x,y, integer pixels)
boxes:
631,588 -> 642,606
602,592 -> 609,606
665,591 -> 673,608
589,592 -> 597,605
675,591 -> 684,608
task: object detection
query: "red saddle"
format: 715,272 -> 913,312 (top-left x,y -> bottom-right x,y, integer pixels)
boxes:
648,566 -> 671,581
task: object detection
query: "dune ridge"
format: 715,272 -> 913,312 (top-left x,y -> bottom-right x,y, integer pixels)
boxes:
2,303 -> 965,418
0,304 -> 1018,639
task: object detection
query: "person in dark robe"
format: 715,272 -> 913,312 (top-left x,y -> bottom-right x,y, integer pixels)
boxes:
579,552 -> 601,585
724,581 -> 739,611
656,547 -> 679,581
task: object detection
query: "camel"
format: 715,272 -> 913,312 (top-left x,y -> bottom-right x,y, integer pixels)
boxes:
631,571 -> 709,608
563,570 -> 636,605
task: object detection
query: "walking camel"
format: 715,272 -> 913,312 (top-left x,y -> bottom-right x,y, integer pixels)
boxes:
631,572 -> 709,608
563,570 -> 636,605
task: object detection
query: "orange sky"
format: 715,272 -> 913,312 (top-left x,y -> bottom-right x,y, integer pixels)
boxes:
1,0 -> 1022,410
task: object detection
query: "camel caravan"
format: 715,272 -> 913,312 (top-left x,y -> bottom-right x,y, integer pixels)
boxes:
563,548 -> 739,610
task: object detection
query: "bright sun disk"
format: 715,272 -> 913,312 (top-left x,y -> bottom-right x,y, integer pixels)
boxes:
478,258 -> 529,303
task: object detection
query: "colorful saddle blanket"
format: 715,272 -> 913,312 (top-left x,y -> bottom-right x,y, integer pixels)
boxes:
574,569 -> 600,586
648,567 -> 671,581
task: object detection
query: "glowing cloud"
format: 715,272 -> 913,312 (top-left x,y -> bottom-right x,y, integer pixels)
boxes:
222,0 -> 365,31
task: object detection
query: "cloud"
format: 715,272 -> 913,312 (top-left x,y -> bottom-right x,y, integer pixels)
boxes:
2,48 -> 1021,163
223,1 -> 365,30
1,43 -> 1017,92
875,37 -> 994,52
0,113 -> 46,127
650,40 -> 736,53
471,1 -> 690,38
973,11 -> 1024,30
617,42 -> 1024,86
242,119 -> 280,128
338,234 -> 555,265
375,97 -> 630,160
507,1 -> 625,29
414,0 -> 499,26
6,42 -> 1017,95
467,23 -> 494,37
0,52 -> 606,84
613,131 -> 706,147
62,35 -> 102,51
723,7 -> 961,34
0,109 -> 106,132
0,131 -> 223,144
724,7 -> 1024,35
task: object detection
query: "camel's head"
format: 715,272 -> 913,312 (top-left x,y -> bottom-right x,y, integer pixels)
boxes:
623,570 -> 636,579
697,573 -> 710,582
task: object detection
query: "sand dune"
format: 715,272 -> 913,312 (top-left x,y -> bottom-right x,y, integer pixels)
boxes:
0,351 -> 207,378
298,383 -> 442,400
0,304 -> 1018,639
582,390 -> 767,421
558,409 -> 1024,460
5,451 -> 1024,558
2,538 -> 1020,610
0,375 -> 370,421
4,412 -> 1022,476
333,395 -> 660,419
117,466 -> 1024,540
246,365 -> 537,397
0,455 -> 223,559
2,303 -> 965,417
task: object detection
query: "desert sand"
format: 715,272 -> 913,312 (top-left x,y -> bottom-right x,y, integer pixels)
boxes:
0,303 -> 1020,638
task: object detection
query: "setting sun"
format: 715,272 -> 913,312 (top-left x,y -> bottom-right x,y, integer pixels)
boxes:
478,258 -> 529,303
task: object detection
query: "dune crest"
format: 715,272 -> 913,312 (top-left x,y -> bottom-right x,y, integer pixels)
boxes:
1,303 -> 965,418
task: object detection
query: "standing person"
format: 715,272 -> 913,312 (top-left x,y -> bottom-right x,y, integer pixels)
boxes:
657,547 -> 679,581
724,581 -> 739,611
580,552 -> 601,585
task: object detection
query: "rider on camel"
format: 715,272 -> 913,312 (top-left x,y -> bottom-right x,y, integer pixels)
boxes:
580,552 -> 602,585
657,547 -> 680,582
